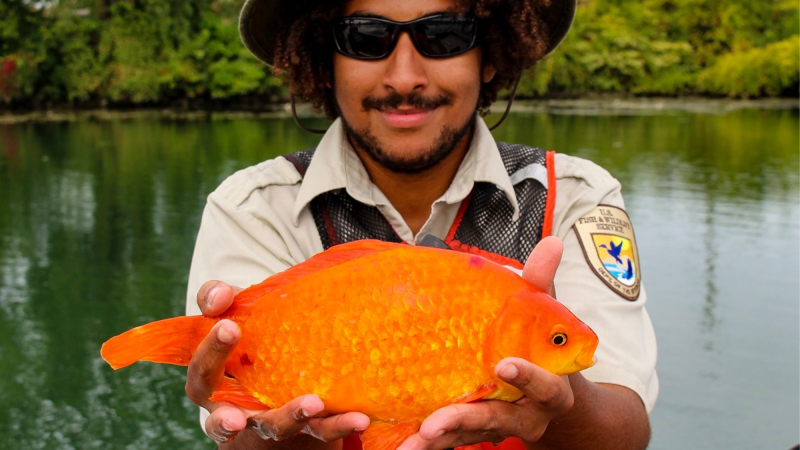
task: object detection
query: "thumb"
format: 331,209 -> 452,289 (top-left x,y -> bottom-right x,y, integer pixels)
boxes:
522,236 -> 563,296
198,281 -> 244,317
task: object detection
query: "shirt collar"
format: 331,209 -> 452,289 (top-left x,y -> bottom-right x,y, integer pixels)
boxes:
291,116 -> 519,226
291,118 -> 377,226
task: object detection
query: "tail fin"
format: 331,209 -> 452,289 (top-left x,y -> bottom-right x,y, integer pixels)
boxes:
101,316 -> 215,370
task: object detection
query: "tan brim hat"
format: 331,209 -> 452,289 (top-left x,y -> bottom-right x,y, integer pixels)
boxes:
239,0 -> 577,67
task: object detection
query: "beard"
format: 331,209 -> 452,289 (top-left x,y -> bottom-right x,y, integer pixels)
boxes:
338,91 -> 476,174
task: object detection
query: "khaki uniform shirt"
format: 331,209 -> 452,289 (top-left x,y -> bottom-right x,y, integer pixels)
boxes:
186,117 -> 659,428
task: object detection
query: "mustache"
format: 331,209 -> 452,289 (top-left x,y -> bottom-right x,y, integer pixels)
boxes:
362,91 -> 453,111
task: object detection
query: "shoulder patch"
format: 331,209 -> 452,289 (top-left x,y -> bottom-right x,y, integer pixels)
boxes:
573,205 -> 640,301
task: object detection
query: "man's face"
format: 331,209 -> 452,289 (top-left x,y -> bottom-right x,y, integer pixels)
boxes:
333,0 -> 495,174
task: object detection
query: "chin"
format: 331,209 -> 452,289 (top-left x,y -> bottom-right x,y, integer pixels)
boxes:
341,113 -> 474,175
379,141 -> 433,158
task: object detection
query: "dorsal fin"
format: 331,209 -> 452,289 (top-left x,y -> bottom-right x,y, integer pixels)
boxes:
234,240 -> 405,306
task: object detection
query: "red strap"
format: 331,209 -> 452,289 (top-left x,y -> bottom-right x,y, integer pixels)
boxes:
476,438 -> 526,449
445,191 -> 472,243
319,202 -> 340,247
541,151 -> 557,239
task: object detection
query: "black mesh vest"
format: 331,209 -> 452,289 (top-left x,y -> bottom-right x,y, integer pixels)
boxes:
283,143 -> 550,266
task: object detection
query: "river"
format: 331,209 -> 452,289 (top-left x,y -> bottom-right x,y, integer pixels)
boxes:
0,102 -> 797,449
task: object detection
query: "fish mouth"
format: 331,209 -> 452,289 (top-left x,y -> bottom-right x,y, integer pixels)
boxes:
575,341 -> 598,370
555,341 -> 598,376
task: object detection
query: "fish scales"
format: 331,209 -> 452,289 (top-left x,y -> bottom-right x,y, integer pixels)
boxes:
232,247 -> 511,421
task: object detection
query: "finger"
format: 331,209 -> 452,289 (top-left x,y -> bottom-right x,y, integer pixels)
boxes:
197,281 -> 243,316
397,433 -> 442,450
496,358 -> 572,411
205,404 -> 248,444
302,411 -> 371,442
185,320 -> 241,408
522,236 -> 563,296
247,394 -> 326,441
400,430 -> 505,450
415,402 -> 515,443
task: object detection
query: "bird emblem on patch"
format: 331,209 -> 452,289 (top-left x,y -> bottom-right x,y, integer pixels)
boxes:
573,206 -> 641,300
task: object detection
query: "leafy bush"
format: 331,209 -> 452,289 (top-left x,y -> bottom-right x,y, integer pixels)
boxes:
0,0 -> 797,106
517,0 -> 799,98
697,37 -> 800,98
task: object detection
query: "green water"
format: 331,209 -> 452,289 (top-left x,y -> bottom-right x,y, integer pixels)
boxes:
0,107 -> 798,449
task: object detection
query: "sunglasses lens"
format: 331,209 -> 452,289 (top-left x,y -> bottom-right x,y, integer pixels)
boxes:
334,19 -> 395,58
332,16 -> 478,59
413,17 -> 477,57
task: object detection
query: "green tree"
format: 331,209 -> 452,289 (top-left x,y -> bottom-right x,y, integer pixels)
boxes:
519,0 -> 800,98
1,0 -> 797,106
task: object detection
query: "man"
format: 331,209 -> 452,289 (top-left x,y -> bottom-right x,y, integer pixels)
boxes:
184,0 -> 658,448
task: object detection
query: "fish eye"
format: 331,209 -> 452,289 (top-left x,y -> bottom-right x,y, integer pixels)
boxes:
551,333 -> 567,346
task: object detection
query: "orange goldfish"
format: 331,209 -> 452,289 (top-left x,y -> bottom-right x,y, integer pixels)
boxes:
101,240 -> 598,450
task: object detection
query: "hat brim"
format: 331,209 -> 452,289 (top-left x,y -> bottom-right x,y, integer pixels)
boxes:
240,0 -> 577,67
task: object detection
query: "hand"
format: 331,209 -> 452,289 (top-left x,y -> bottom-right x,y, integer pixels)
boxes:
397,358 -> 574,449
185,281 -> 371,446
396,237 -> 571,450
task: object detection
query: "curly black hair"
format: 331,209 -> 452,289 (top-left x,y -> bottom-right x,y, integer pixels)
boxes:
273,0 -> 551,118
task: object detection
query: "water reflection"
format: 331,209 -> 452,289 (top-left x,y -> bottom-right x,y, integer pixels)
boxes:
0,108 -> 797,450
701,186 -> 718,352
1,124 -> 19,164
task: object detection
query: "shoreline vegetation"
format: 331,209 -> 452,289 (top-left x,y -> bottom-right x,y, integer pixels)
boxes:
1,0 -> 798,111
1,98 -> 797,124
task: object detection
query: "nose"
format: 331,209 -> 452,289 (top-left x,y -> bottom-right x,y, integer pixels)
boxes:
382,32 -> 428,96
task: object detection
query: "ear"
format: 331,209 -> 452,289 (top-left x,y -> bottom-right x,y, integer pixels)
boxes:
482,64 -> 497,83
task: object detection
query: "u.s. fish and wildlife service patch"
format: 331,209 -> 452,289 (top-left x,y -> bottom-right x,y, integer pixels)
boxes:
573,205 -> 640,301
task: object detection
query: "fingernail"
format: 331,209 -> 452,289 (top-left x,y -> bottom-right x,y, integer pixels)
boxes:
208,423 -> 233,443
290,407 -> 308,421
206,285 -> 221,308
302,425 -> 323,440
208,432 -> 229,444
498,363 -> 518,380
217,322 -> 235,344
250,418 -> 271,440
352,419 -> 368,433
301,408 -> 312,418
432,429 -> 445,439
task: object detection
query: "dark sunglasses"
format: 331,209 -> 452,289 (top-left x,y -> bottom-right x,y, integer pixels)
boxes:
331,14 -> 479,60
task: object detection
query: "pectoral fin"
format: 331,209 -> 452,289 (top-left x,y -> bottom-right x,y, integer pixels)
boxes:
208,376 -> 269,410
361,421 -> 421,450
455,384 -> 498,403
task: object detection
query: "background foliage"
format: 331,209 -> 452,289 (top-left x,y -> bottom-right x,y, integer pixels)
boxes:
0,0 -> 798,108
519,0 -> 799,98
